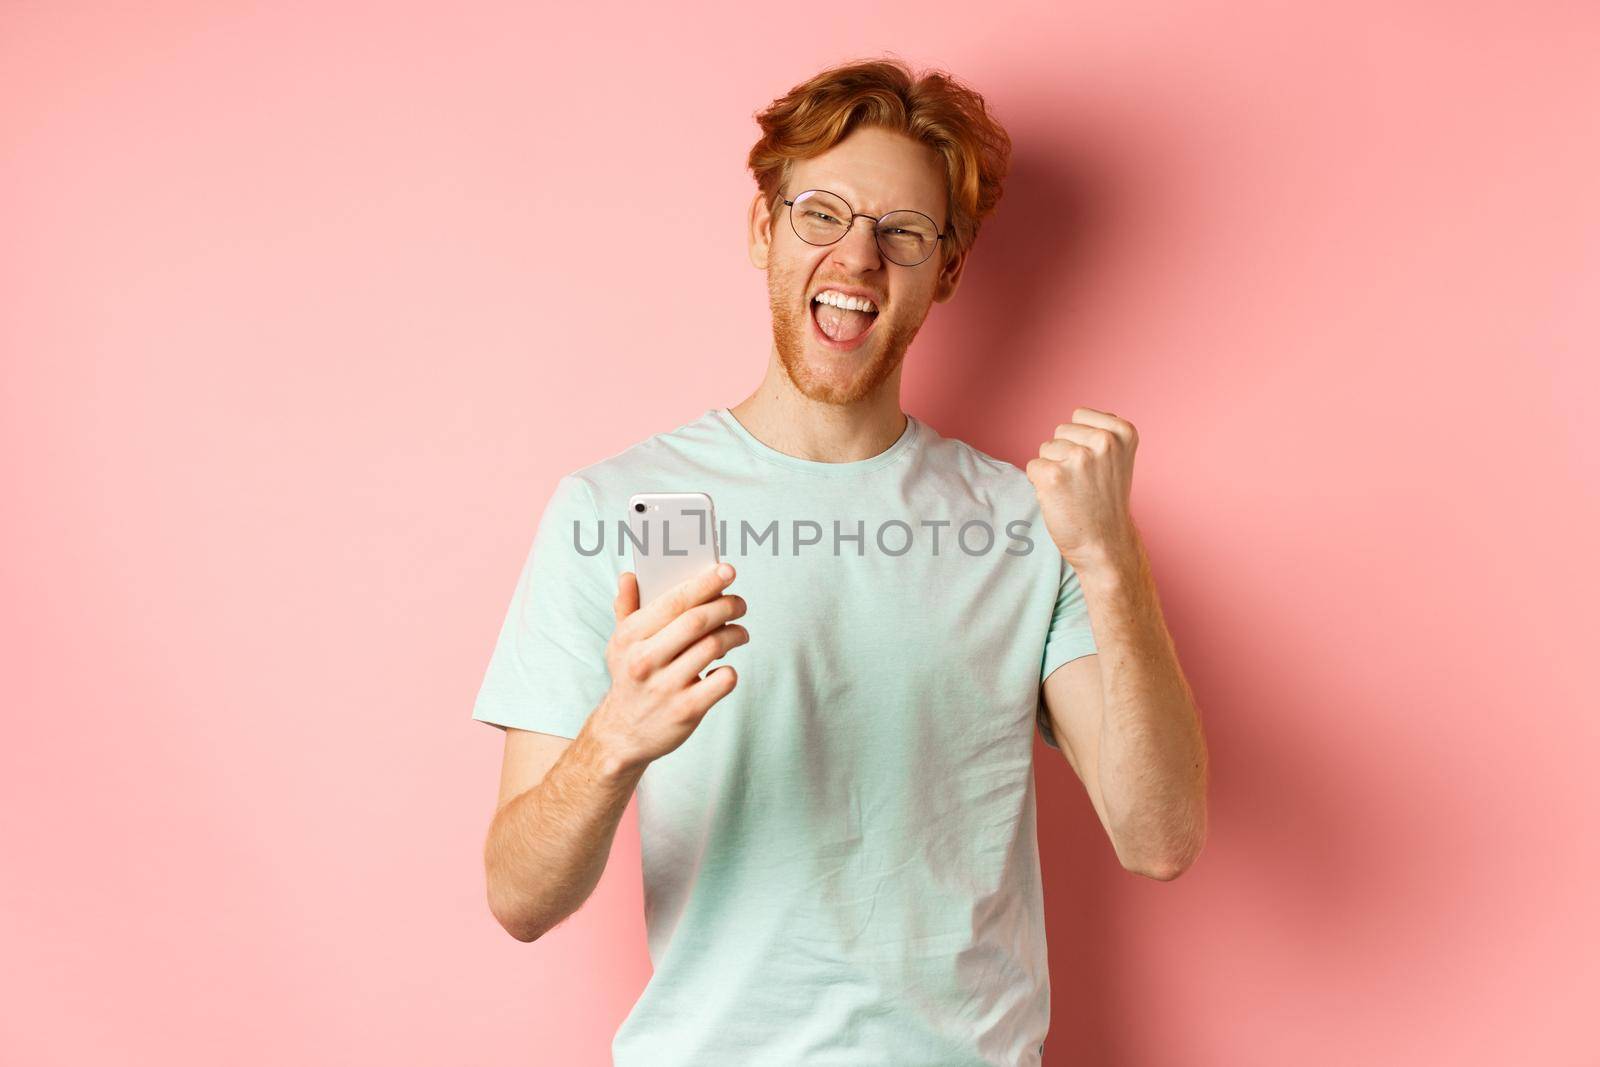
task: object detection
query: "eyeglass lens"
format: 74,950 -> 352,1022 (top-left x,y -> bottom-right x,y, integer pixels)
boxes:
789,189 -> 940,266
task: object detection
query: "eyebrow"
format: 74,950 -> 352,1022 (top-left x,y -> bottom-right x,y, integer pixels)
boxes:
790,182 -> 944,224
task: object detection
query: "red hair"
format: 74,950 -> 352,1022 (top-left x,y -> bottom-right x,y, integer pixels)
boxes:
747,57 -> 1012,259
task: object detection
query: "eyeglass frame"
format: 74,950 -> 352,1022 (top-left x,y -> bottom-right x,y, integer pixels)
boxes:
777,188 -> 948,266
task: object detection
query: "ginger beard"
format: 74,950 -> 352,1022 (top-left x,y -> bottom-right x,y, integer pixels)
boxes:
766,257 -> 926,407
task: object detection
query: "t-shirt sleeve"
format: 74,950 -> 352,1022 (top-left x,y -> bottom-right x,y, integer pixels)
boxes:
1037,555 -> 1099,750
472,474 -> 618,737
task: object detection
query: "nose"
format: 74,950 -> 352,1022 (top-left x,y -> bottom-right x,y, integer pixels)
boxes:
829,215 -> 883,272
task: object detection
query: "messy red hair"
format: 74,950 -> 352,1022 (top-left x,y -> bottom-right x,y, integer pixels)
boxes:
747,57 -> 1012,260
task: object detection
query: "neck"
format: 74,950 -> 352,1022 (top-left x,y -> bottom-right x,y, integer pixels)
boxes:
728,345 -> 908,463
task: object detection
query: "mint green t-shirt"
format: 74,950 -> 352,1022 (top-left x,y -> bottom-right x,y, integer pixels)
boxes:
473,408 -> 1098,1066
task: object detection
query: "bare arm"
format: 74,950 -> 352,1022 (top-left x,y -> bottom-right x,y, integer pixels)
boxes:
1041,532 -> 1208,880
481,563 -> 749,941
483,725 -> 643,942
1027,407 -> 1207,881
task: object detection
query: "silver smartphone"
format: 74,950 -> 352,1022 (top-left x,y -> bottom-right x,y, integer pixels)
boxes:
626,492 -> 721,605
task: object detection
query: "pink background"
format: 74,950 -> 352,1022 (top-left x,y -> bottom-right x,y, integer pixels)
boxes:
4,2 -> 1597,1064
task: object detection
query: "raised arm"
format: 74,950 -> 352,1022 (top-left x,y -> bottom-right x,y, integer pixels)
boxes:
1027,407 -> 1208,880
1040,535 -> 1207,880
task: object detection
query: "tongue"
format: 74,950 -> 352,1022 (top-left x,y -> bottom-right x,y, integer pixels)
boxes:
815,302 -> 875,342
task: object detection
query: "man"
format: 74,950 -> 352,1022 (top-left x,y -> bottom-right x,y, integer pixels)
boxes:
473,57 -> 1208,1067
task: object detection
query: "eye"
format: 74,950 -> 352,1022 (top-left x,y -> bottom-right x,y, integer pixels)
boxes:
805,210 -> 842,224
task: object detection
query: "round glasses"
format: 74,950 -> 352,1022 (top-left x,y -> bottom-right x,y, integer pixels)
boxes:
779,188 -> 946,267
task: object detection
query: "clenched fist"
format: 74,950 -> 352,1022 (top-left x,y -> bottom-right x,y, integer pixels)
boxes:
1024,407 -> 1139,569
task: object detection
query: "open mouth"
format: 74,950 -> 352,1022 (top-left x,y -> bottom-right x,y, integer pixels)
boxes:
810,292 -> 880,351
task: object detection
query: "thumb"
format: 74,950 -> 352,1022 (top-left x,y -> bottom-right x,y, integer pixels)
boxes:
614,571 -> 640,622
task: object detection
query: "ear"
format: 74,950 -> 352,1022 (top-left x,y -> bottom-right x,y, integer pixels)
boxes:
748,191 -> 775,270
932,242 -> 968,303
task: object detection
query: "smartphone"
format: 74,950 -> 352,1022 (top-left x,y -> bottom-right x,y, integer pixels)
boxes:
626,492 -> 721,606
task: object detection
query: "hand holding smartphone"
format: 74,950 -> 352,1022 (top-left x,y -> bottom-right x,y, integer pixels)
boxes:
586,491 -> 745,770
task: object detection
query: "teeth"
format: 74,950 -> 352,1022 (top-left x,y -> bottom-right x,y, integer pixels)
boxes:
813,290 -> 878,313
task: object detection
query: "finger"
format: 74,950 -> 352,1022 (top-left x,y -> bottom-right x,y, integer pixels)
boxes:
1038,437 -> 1088,462
635,593 -> 748,675
1025,456 -> 1061,486
614,571 -> 640,623
1044,425 -> 1112,455
660,623 -> 750,691
1063,408 -> 1136,448
673,664 -> 739,720
625,561 -> 736,641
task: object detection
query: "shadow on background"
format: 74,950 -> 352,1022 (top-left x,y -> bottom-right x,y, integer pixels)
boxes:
915,129 -> 1129,1060
916,126 -> 1391,1063
912,135 -> 1122,436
